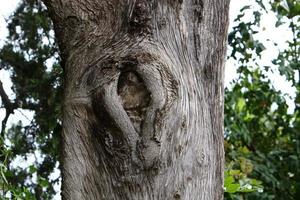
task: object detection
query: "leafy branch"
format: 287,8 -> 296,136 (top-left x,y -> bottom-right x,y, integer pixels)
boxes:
0,79 -> 18,136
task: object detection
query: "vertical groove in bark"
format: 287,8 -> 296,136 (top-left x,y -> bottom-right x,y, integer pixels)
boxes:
44,0 -> 230,199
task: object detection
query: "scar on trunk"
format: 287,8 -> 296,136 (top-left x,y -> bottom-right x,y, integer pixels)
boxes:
87,52 -> 178,170
117,71 -> 151,134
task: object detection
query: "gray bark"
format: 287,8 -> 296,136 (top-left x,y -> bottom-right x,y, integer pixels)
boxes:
44,0 -> 230,199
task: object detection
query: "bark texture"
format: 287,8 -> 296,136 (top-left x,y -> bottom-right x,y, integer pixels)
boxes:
44,0 -> 230,199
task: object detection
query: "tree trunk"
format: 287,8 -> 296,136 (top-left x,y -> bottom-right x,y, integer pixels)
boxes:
44,0 -> 230,199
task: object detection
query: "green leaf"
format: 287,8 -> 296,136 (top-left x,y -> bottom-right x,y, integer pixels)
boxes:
224,175 -> 235,186
39,177 -> 49,188
225,183 -> 240,193
29,165 -> 37,174
236,98 -> 246,112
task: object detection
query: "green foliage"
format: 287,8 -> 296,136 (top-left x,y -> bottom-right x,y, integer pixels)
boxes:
228,4 -> 265,63
224,168 -> 263,194
225,0 -> 300,199
224,145 -> 264,196
0,0 -> 62,198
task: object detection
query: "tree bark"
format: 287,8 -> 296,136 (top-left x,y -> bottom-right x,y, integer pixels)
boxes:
44,0 -> 230,199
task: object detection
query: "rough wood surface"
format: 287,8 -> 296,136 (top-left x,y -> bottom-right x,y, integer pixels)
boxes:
44,0 -> 230,199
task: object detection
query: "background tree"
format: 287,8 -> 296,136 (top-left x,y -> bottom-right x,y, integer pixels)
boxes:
0,0 -> 61,198
225,0 -> 300,199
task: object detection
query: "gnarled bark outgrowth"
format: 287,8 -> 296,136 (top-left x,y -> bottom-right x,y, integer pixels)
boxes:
44,0 -> 230,199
